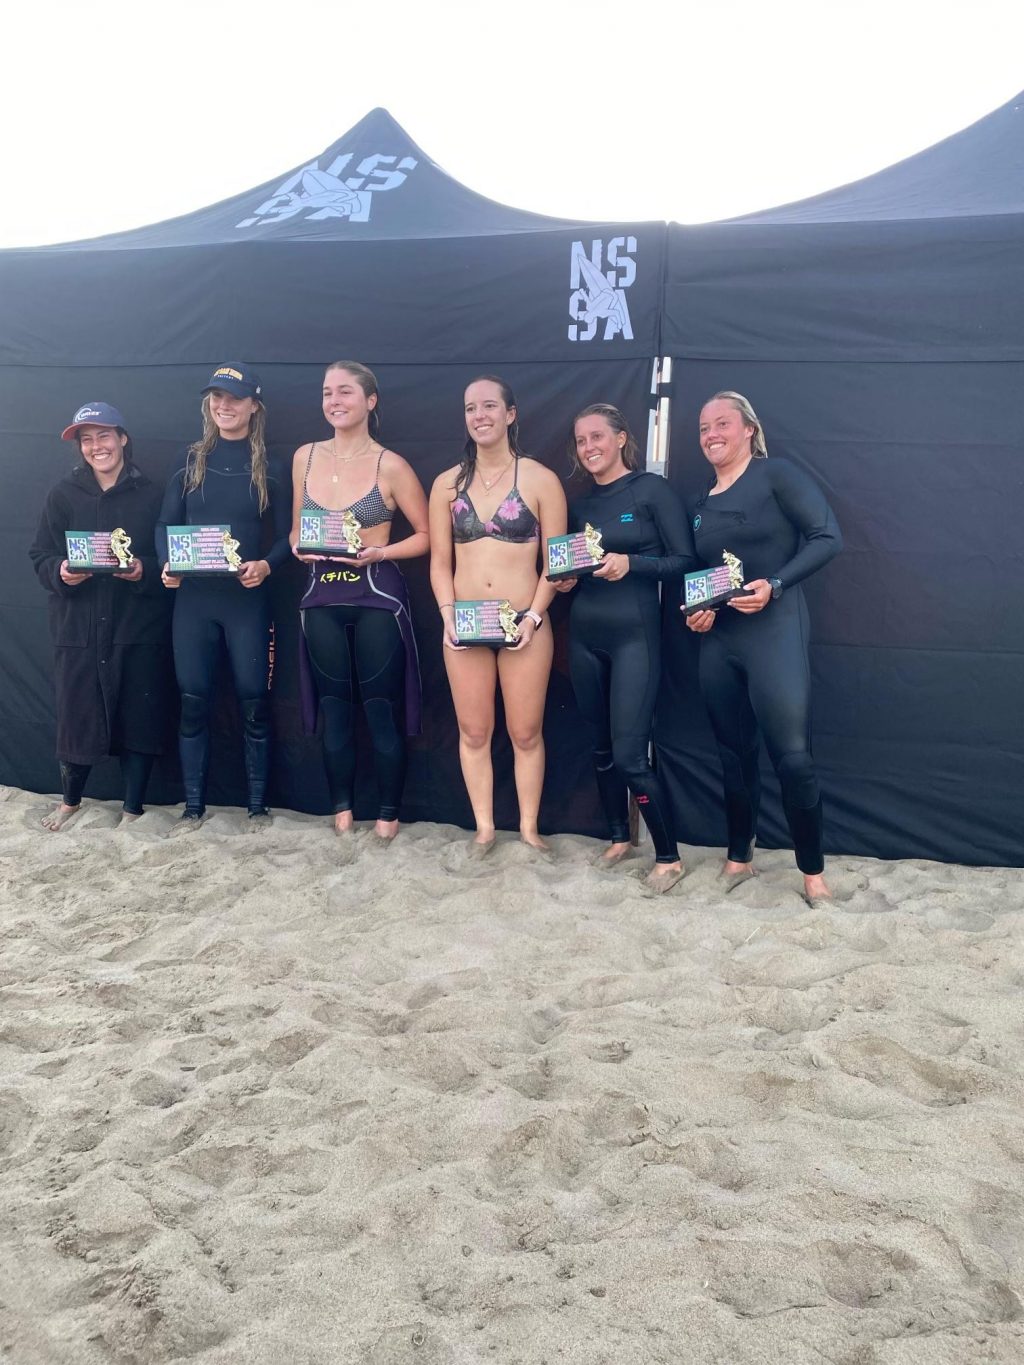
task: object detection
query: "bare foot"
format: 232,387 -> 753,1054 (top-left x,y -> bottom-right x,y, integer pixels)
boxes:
41,802 -> 80,832
520,830 -> 550,853
645,862 -> 684,894
802,873 -> 833,908
596,841 -> 634,867
169,811 -> 204,837
374,818 -> 399,843
467,831 -> 496,859
118,810 -> 142,825
333,811 -> 354,835
719,860 -> 755,892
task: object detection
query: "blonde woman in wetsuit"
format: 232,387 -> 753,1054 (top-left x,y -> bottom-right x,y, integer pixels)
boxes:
429,375 -> 566,855
291,361 -> 429,842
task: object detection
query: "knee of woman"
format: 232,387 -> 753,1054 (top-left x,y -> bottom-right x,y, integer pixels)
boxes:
611,738 -> 647,782
179,693 -> 209,738
459,723 -> 493,751
777,751 -> 819,808
363,697 -> 400,754
508,723 -> 542,754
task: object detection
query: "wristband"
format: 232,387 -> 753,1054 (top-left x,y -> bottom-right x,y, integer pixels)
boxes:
522,609 -> 543,628
438,601 -> 454,612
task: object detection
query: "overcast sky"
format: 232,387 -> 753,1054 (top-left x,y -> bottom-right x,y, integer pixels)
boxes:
3,0 -> 1022,247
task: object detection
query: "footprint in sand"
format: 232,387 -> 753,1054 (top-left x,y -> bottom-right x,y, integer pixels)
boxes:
926,905 -> 995,933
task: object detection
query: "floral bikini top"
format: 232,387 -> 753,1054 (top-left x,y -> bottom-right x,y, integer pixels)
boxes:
450,457 -> 540,544
302,444 -> 394,528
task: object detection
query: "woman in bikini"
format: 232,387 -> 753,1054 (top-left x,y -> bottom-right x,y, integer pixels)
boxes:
429,375 -> 566,853
291,361 -> 429,841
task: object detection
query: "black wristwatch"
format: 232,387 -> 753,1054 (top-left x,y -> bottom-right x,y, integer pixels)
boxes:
768,577 -> 784,600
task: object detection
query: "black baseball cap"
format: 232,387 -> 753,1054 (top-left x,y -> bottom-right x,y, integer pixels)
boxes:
202,363 -> 262,400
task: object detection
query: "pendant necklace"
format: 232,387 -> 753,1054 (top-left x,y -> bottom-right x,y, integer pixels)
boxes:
327,438 -> 374,483
478,457 -> 513,492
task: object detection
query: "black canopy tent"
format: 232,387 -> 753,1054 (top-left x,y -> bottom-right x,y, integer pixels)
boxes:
655,92 -> 1024,867
0,108 -> 665,830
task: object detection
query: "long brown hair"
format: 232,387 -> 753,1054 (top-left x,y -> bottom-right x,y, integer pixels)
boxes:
569,403 -> 640,478
455,375 -> 523,497
185,394 -> 269,512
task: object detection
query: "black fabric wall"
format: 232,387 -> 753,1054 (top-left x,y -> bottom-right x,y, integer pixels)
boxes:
654,358 -> 1024,868
2,357 -> 654,835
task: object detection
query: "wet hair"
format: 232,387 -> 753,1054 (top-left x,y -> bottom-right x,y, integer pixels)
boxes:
324,360 -> 382,440
185,394 -> 269,512
77,425 -> 134,468
705,390 -> 768,458
569,403 -> 640,478
455,375 -> 523,497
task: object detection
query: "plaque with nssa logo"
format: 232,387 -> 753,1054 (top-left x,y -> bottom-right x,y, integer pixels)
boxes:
166,525 -> 242,575
65,529 -> 134,574
682,551 -> 754,616
296,510 -> 364,556
545,523 -> 606,581
453,600 -> 522,648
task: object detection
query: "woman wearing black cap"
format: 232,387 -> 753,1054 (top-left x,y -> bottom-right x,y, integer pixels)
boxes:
29,402 -> 174,828
157,365 -> 291,824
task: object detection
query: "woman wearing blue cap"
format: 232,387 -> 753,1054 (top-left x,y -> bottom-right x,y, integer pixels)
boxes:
30,402 -> 174,828
157,365 -> 291,824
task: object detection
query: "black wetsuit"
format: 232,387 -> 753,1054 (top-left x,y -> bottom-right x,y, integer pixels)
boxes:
156,439 -> 291,816
689,457 -> 842,873
567,471 -> 695,863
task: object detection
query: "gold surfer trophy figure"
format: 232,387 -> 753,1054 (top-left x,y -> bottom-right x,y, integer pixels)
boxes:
110,527 -> 133,569
723,550 -> 744,591
498,600 -> 521,644
583,522 -> 605,564
341,510 -> 364,555
222,531 -> 242,572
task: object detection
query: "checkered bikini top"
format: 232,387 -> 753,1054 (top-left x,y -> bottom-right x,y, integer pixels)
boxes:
302,444 -> 393,528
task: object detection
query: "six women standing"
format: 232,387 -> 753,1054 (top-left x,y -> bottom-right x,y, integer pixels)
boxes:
31,374 -> 841,897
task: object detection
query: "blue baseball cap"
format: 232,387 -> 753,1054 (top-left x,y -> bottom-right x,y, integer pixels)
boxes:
61,402 -> 128,441
202,362 -> 262,400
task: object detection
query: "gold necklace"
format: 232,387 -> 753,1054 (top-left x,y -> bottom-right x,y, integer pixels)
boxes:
325,439 -> 374,483
477,457 -> 513,492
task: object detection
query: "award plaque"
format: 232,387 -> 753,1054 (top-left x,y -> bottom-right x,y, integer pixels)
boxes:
296,510 -> 364,556
166,525 -> 242,575
453,599 -> 522,648
65,528 -> 134,574
683,551 -> 754,616
545,522 -> 605,581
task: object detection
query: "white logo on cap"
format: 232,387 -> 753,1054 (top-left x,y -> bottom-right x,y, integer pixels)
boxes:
75,407 -> 103,420
236,152 -> 418,229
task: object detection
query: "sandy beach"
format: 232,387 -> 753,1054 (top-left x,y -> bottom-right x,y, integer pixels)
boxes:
0,782 -> 1021,1364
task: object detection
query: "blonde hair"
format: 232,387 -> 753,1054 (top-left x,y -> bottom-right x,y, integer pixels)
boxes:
708,390 -> 768,458
185,394 -> 269,512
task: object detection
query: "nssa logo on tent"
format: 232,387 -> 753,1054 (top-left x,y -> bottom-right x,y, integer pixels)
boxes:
568,237 -> 636,343
237,153 -> 418,228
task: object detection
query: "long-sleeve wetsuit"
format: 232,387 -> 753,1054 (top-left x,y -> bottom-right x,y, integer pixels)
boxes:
157,438 -> 291,816
567,470 -> 696,862
689,457 -> 842,873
